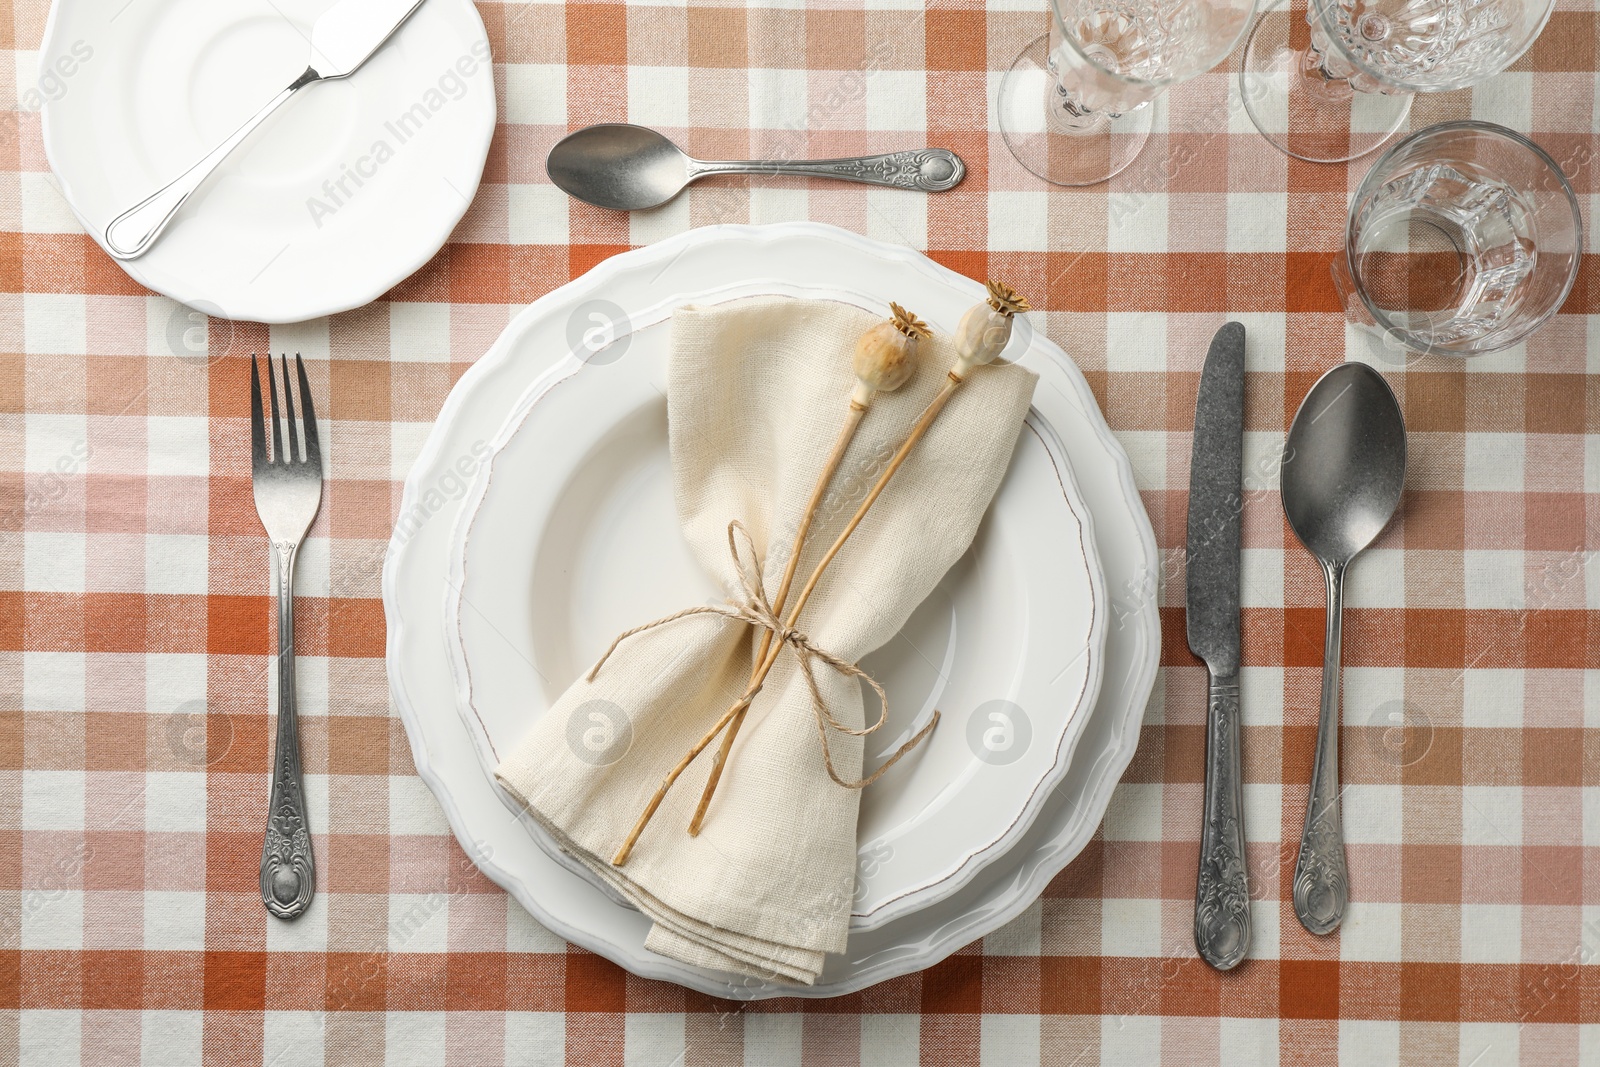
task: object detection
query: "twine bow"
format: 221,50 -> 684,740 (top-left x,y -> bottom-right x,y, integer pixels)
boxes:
586,520 -> 939,790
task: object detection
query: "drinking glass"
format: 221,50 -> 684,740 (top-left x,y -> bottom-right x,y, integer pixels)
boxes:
1335,121 -> 1582,358
1241,0 -> 1555,163
998,1 -> 1258,187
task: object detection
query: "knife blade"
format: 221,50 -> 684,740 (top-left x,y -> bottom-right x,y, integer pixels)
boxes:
104,0 -> 429,259
311,0 -> 428,78
1186,321 -> 1251,971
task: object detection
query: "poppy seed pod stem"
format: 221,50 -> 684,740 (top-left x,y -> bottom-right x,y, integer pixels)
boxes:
684,301 -> 928,838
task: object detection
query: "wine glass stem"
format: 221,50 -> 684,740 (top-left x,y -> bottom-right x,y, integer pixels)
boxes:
1309,39 -> 1354,88
1302,8 -> 1363,100
1043,39 -> 1114,133
1047,83 -> 1109,133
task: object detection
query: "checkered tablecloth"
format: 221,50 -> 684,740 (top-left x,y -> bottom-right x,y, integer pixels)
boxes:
5,0 -> 1599,1060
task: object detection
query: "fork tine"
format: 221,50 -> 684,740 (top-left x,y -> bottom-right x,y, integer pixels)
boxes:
294,354 -> 321,469
249,354 -> 267,467
280,354 -> 301,464
266,351 -> 284,463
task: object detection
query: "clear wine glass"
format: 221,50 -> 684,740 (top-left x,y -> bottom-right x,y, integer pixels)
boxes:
1241,0 -> 1556,164
998,1 -> 1258,187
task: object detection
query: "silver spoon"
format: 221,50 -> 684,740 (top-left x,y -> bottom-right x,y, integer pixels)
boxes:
1281,362 -> 1406,935
546,124 -> 965,211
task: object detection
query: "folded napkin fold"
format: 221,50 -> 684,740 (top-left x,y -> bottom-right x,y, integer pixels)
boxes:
496,295 -> 1037,983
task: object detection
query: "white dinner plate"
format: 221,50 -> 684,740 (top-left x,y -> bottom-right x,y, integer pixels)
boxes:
384,223 -> 1160,997
37,0 -> 495,323
443,285 -> 1107,931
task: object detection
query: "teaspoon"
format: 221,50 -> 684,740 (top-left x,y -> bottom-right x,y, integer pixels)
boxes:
546,124 -> 966,211
1281,362 -> 1406,935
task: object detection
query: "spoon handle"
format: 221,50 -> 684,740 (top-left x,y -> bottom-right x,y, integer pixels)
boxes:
689,149 -> 966,192
1294,560 -> 1349,935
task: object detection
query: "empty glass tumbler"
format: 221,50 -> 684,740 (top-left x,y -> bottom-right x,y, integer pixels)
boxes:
1334,121 -> 1582,358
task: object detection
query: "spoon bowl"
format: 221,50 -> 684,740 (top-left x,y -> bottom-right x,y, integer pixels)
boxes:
547,124 -> 692,211
1282,363 -> 1407,565
1280,361 -> 1406,936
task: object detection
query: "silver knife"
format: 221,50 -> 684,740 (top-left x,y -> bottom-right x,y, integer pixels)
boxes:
1187,321 -> 1251,970
104,0 -> 429,260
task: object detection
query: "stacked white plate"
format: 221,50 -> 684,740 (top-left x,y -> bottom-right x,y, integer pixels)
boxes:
384,222 -> 1159,998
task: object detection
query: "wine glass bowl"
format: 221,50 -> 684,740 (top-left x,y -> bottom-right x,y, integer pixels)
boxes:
1316,0 -> 1552,92
999,1 -> 1257,187
1242,0 -> 1556,163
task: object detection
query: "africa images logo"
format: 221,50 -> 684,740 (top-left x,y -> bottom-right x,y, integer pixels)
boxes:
965,699 -> 1032,766
164,303 -> 237,365
565,699 -> 633,766
566,299 -> 632,365
164,699 -> 234,767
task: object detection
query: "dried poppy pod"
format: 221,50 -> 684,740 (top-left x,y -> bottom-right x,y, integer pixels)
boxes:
851,302 -> 929,406
951,280 -> 1030,380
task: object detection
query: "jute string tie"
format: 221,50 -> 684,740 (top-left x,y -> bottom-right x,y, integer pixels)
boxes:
585,520 -> 938,789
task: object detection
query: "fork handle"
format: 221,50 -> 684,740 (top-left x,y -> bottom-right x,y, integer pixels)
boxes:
261,539 -> 315,920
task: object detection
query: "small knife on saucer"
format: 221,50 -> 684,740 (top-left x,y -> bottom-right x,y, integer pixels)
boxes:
103,0 -> 428,260
1187,321 -> 1251,971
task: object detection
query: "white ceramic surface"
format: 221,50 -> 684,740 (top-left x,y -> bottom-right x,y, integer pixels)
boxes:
443,286 -> 1107,931
383,223 -> 1160,998
37,0 -> 495,323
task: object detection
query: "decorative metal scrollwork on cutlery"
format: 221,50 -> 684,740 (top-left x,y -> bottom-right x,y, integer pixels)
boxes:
770,150 -> 966,191
1185,322 -> 1251,971
1292,792 -> 1349,936
1194,679 -> 1251,968
250,355 -> 324,920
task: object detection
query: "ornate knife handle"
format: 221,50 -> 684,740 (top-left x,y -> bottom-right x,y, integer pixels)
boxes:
691,149 -> 966,192
1194,674 -> 1251,970
261,541 -> 315,920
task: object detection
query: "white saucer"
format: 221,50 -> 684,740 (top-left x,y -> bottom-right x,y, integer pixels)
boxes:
383,223 -> 1160,997
444,287 -> 1107,931
37,0 -> 495,323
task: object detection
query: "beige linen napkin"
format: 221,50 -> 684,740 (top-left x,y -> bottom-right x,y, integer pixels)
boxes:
496,295 -> 1037,983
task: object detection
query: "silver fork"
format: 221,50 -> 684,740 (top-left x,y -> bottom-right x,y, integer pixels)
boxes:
250,354 -> 322,920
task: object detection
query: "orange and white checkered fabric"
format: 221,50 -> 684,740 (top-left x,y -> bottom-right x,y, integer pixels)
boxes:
3,0 -> 1598,1062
